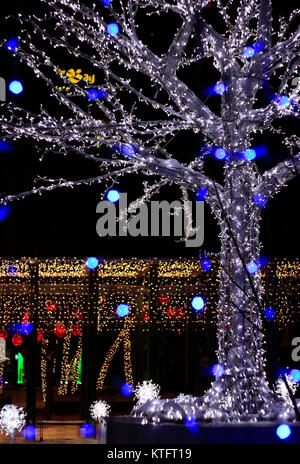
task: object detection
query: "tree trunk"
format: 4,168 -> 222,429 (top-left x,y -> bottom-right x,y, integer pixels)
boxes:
202,166 -> 285,421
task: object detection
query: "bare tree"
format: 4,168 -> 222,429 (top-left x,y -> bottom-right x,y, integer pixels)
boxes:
0,0 -> 299,422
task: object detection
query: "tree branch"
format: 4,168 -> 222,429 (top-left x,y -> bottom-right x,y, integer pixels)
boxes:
257,153 -> 300,198
258,0 -> 272,48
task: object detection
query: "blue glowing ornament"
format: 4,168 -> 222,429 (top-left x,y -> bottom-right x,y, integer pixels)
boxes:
264,307 -> 276,321
276,424 -> 291,440
121,383 -> 133,397
243,46 -> 255,58
101,0 -> 112,5
8,265 -> 18,276
191,296 -> 205,311
0,206 -> 11,222
85,257 -> 99,270
290,369 -> 300,383
107,189 -> 120,203
196,187 -> 207,201
116,304 -> 130,317
211,363 -> 225,378
98,89 -> 108,99
243,149 -> 256,161
246,261 -> 258,274
80,424 -> 95,438
9,322 -> 22,334
106,22 -> 119,36
0,141 -> 13,153
87,89 -> 99,101
121,143 -> 135,157
184,416 -> 200,435
8,80 -> 23,95
200,259 -> 212,271
214,82 -> 226,95
277,95 -> 291,107
214,148 -> 227,160
5,38 -> 19,52
23,425 -> 37,440
253,194 -> 268,208
20,322 -> 33,335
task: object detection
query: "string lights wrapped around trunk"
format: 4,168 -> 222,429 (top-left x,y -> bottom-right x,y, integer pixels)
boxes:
0,0 -> 299,422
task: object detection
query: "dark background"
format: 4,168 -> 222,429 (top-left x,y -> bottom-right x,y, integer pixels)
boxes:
0,0 -> 298,260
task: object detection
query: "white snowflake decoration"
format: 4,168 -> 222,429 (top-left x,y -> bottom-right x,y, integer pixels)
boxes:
275,376 -> 298,404
90,400 -> 111,422
0,404 -> 26,437
134,380 -> 160,406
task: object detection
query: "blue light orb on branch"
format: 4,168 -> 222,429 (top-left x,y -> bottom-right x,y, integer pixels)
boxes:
87,89 -> 99,101
106,22 -> 119,36
101,0 -> 112,5
213,82 -> 226,95
191,296 -> 205,311
98,89 -> 108,99
211,363 -> 225,378
243,46 -> 255,58
106,189 -> 120,203
246,261 -> 258,274
200,259 -> 212,271
121,143 -> 135,157
116,303 -> 130,317
276,424 -> 291,440
214,148 -> 227,160
290,369 -> 300,383
276,95 -> 291,108
253,194 -> 268,208
196,187 -> 207,201
243,149 -> 256,161
5,37 -> 19,52
264,307 -> 276,321
85,257 -> 99,270
8,80 -> 23,95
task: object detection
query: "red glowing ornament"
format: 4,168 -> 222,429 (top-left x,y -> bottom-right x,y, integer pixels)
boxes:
72,325 -> 82,336
47,301 -> 57,312
74,309 -> 83,320
166,306 -> 185,320
158,294 -> 171,306
37,330 -> 44,343
54,322 -> 66,338
0,330 -> 8,340
22,312 -> 29,323
12,333 -> 23,346
143,312 -> 149,322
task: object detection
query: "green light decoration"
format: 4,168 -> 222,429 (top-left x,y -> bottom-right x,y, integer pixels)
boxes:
74,355 -> 82,385
17,353 -> 23,384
